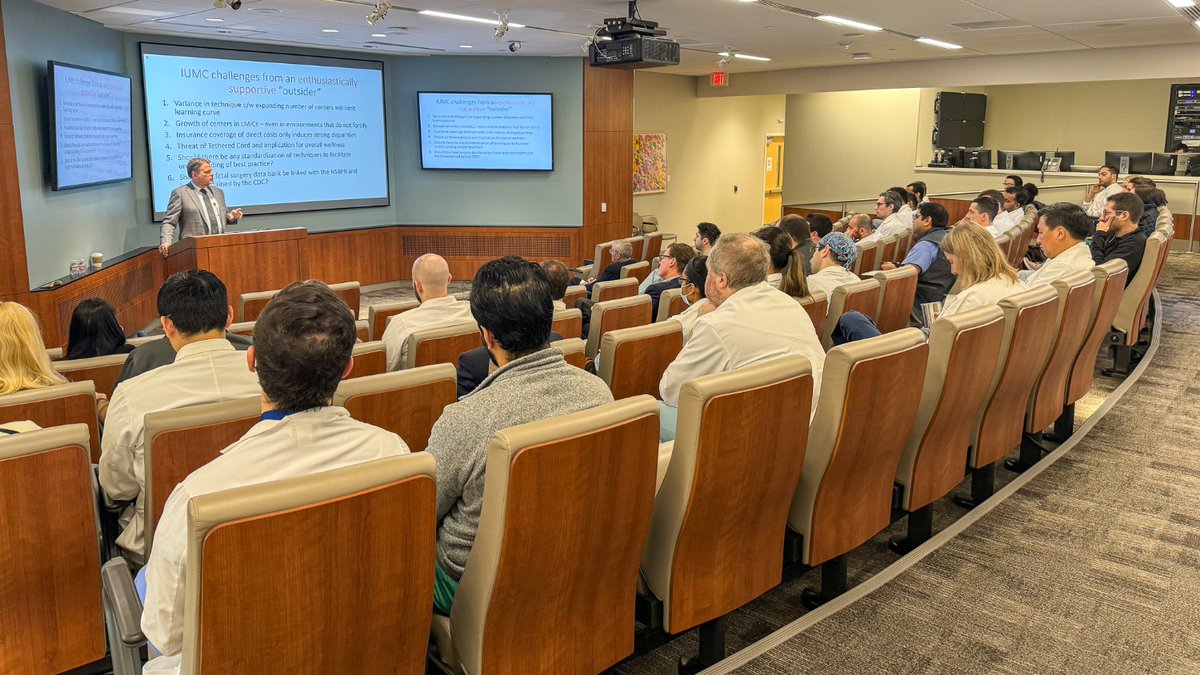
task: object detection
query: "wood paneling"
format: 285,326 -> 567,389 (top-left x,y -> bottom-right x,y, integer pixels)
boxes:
784,207 -> 843,222
932,197 -> 972,226
0,126 -> 28,296
1173,212 -> 1197,241
28,250 -> 163,347
583,65 -> 633,133
339,376 -> 456,453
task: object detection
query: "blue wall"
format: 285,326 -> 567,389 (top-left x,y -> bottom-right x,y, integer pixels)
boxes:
3,0 -> 584,288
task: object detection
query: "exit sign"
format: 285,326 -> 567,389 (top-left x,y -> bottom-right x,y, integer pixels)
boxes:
710,71 -> 728,87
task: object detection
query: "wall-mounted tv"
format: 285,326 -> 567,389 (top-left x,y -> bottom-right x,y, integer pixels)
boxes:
418,92 -> 553,171
47,61 -> 133,191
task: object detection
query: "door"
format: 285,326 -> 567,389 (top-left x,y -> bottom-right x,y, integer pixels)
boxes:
763,135 -> 784,226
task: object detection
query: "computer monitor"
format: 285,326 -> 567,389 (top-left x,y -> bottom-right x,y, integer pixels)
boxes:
1148,153 -> 1181,176
997,150 -> 1044,171
1041,151 -> 1075,172
963,148 -> 991,169
1104,151 -> 1153,176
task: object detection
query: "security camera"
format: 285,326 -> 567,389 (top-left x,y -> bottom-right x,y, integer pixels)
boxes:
230,0 -> 241,8
508,40 -> 521,52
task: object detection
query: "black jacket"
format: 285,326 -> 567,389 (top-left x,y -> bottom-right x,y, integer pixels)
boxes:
1091,229 -> 1147,286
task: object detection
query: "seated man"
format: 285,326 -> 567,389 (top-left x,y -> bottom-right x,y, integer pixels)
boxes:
1022,203 -> 1094,285
806,213 -> 834,243
844,213 -> 875,241
966,195 -> 1003,238
582,239 -> 636,293
861,191 -> 907,244
777,214 -> 816,276
382,253 -> 474,370
658,234 -> 825,441
140,280 -> 410,668
693,221 -> 721,256
644,243 -> 696,317
993,186 -> 1028,235
541,259 -> 571,310
889,186 -> 916,227
429,256 -> 613,614
881,202 -> 956,324
99,269 -> 261,561
1092,192 -> 1147,286
806,232 -> 861,300
115,329 -> 251,388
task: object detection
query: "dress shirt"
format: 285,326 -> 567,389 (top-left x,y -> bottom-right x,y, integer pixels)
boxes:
989,208 -> 1024,237
939,276 -> 1029,319
381,295 -> 475,371
860,213 -> 906,244
639,268 -> 664,293
805,265 -> 862,305
99,339 -> 262,559
1025,242 -> 1093,287
140,407 -> 409,665
670,298 -> 709,342
660,282 -> 824,418
1082,183 -> 1123,218
896,204 -> 915,228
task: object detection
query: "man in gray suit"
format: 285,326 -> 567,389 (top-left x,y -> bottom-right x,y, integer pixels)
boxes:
158,157 -> 243,256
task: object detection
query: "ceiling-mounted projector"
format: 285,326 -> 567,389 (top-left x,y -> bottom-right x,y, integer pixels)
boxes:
589,1 -> 680,69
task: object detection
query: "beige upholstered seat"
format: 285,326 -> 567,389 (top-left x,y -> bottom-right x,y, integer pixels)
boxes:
0,381 -> 100,461
576,241 -> 613,280
640,356 -> 813,667
1112,231 -> 1169,349
797,291 -> 828,338
591,276 -> 640,303
643,231 -> 663,261
1155,206 -> 1174,236
891,307 -> 1005,552
403,321 -> 481,369
1056,261 -> 1129,437
143,397 -> 262,558
788,330 -> 927,603
1024,272 -> 1096,436
432,397 -> 660,675
867,265 -> 919,333
584,294 -> 653,359
345,340 -> 388,379
333,364 -> 457,452
0,424 -> 105,673
551,337 -> 587,369
596,321 -> 684,399
453,291 -> 471,302
877,234 -> 899,267
621,260 -> 651,285
368,299 -> 418,341
226,320 -> 255,337
657,288 -> 687,322
53,352 -> 129,398
822,278 -> 881,349
562,284 -> 588,309
241,281 -> 360,323
624,235 -> 645,262
551,307 -> 583,340
852,239 -> 878,275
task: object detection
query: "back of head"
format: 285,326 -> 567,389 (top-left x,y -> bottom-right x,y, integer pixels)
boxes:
754,227 -> 808,297
709,233 -> 769,291
470,256 -> 553,359
917,201 -> 949,230
611,239 -> 634,260
817,232 -> 858,270
0,302 -> 63,395
907,181 -> 927,200
1037,202 -> 1089,242
66,298 -> 127,360
1004,185 -> 1031,207
973,196 -> 1000,222
1108,190 -> 1144,224
683,255 -> 709,298
666,242 -> 696,272
539,260 -> 570,301
806,213 -> 834,238
254,281 -> 356,412
1133,182 -> 1157,207
1005,174 -> 1024,187
156,269 -> 229,336
777,214 -> 811,246
412,253 -> 451,298
941,222 -> 1017,287
850,213 -> 875,234
1023,182 -> 1039,200
887,187 -> 910,205
696,222 -> 721,247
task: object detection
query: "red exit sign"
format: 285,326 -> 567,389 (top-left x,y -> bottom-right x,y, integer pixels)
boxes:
710,71 -> 728,87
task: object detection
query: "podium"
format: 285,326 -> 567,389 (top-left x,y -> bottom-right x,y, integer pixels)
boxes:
164,228 -> 308,307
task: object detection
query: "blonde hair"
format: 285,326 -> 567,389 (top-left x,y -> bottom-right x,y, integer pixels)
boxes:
0,302 -> 66,395
940,222 -> 1019,288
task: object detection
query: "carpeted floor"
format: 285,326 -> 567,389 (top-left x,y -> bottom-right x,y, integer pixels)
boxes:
717,252 -> 1200,674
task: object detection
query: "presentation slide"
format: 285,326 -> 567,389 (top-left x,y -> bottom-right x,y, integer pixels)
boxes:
142,44 -> 389,219
418,92 -> 553,171
49,61 -> 132,191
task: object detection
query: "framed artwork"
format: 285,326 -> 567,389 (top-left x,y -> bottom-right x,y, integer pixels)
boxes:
634,132 -> 667,194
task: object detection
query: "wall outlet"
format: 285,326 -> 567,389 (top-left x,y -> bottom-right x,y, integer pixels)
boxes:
601,202 -> 607,213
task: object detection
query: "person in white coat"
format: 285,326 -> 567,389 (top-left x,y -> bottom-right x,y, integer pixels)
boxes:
382,253 -> 475,370
861,191 -> 908,244
140,280 -> 410,672
805,232 -> 862,303
1022,203 -> 1095,285
98,270 -> 261,561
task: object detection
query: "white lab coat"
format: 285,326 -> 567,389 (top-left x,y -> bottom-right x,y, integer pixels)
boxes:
940,276 -> 1029,318
989,208 -> 1025,237
669,298 -> 709,342
98,339 -> 261,559
381,295 -> 475,370
1082,183 -> 1123,218
805,265 -> 862,308
861,212 -> 907,244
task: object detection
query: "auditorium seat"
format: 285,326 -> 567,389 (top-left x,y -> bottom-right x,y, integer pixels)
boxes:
346,340 -> 387,379
404,322 -> 481,369
0,381 -> 100,461
551,307 -> 583,340
104,453 -> 437,675
657,288 -> 687,322
226,320 -> 255,337
643,231 -> 663,261
584,294 -> 653,360
563,284 -> 588,309
1109,230 -> 1170,374
852,240 -> 879,275
333,364 -> 457,452
955,286 -> 1059,507
142,397 -> 262,558
368,299 -> 418,341
240,281 -> 360,322
822,279 -> 881,349
994,233 -> 1014,265
355,319 -> 369,342
453,291 -> 470,301
867,266 -> 919,334
890,307 -> 1005,553
431,397 -> 659,675
0,424 -> 106,674
596,321 -> 684,399
878,235 -> 899,267
624,235 -> 646,262
591,277 -> 640,303
797,291 -> 828,338
1155,205 -> 1174,236
53,352 -> 129,398
639,356 -> 812,670
621,260 -> 651,285
550,337 -> 587,369
576,241 -> 613,280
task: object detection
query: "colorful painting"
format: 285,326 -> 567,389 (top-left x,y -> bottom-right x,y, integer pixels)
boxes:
634,133 -> 667,194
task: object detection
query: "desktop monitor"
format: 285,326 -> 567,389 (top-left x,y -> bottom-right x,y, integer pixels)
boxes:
962,148 -> 992,169
1149,153 -> 1181,176
997,150 -> 1044,171
1104,151 -> 1153,176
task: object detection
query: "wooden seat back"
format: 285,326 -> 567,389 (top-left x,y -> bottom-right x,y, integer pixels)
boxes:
0,382 -> 100,462
620,260 -> 651,285
658,289 -> 687,322
796,291 -> 828,338
562,284 -> 588,309
624,236 -> 645,262
868,265 -> 919,333
346,341 -> 387,379
852,240 -> 878,275
368,300 -> 418,341
643,232 -> 663,261
53,352 -> 129,399
1112,231 -> 1169,345
241,282 -> 360,323
584,295 -> 653,358
878,235 -> 899,266
551,308 -> 583,340
1065,261 -> 1129,406
592,277 -> 639,303
596,321 -> 684,399
405,322 -> 481,369
822,279 -> 881,349
333,364 -> 457,452
1025,272 -> 1096,433
550,338 -> 587,369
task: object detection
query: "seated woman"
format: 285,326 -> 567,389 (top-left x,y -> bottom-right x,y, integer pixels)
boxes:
64,298 -> 133,360
669,255 -> 709,342
755,227 -> 810,299
0,302 -> 68,395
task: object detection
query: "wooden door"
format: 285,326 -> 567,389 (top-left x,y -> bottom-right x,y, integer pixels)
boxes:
763,135 -> 785,225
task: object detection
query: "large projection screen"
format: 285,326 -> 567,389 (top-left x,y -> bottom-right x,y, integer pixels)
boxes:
141,43 -> 388,220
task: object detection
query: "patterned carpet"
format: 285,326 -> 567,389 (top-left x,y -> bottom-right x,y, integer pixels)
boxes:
714,252 -> 1200,674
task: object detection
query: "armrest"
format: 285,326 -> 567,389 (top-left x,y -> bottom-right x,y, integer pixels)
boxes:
656,441 -> 673,494
101,557 -> 147,647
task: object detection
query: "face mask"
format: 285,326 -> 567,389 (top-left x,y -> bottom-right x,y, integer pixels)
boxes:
681,292 -> 692,306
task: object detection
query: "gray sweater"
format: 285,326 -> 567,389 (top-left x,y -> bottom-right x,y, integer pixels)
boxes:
428,347 -> 614,579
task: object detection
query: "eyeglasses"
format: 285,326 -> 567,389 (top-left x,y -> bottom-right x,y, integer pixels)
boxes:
680,279 -> 694,289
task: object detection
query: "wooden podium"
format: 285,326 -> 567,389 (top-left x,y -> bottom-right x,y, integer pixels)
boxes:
164,228 -> 308,306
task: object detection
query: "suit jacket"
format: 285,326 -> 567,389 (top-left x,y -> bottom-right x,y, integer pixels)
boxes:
456,331 -> 562,398
584,259 -> 636,294
160,183 -> 238,245
645,276 -> 682,318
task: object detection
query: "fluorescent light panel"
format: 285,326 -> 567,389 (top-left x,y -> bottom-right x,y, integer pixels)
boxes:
719,51 -> 771,61
815,15 -> 882,32
915,37 -> 963,50
418,10 -> 525,28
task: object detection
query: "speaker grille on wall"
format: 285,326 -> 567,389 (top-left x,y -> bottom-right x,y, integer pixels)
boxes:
55,260 -> 156,331
402,234 -> 572,259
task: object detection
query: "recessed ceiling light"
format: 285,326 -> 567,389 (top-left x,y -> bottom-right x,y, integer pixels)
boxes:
459,44 -> 473,48
206,17 -> 224,22
852,53 -> 872,60
815,15 -> 882,32
915,37 -> 963,50
322,28 -> 339,33
371,33 -> 387,37
418,10 -> 525,28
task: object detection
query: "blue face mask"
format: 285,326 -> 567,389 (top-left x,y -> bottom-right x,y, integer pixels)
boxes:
681,292 -> 691,306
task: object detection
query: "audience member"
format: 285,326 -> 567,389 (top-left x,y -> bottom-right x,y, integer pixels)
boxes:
1092,192 -> 1147,286
583,238 -> 636,293
755,227 -> 810,298
114,330 -> 251,388
1022,203 -> 1094,285
541,259 -> 571,309
659,234 -> 825,440
670,255 -> 710,342
777,214 -> 816,275
141,281 -> 409,667
64,299 -> 133,360
99,269 -> 261,561
881,202 -> 956,323
806,232 -> 861,300
1132,182 -> 1159,236
906,180 -> 928,204
967,195 -> 1002,237
845,213 -> 875,241
1083,165 -> 1123,218
938,222 -> 1028,318
693,222 -> 721,255
1023,182 -> 1045,210
0,302 -> 67,395
992,186 -> 1029,235
862,191 -> 907,243
806,213 -> 834,242
1003,175 -> 1023,188
645,243 -> 695,317
889,186 -> 916,227
382,254 -> 474,371
428,256 -> 612,615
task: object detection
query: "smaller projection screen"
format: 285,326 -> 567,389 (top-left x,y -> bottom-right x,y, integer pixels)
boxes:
418,92 -> 553,171
48,61 -> 133,191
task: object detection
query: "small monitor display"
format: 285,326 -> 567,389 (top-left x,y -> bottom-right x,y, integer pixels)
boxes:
1149,152 -> 1181,176
1104,151 -> 1153,175
47,61 -> 133,190
418,92 -> 553,171
962,148 -> 992,169
997,150 -> 1044,171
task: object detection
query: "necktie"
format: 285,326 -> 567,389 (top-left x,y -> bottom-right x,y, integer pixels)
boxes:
201,188 -> 221,235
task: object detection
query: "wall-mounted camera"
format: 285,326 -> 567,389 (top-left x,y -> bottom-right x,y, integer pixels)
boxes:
508,41 -> 521,52
230,0 -> 241,8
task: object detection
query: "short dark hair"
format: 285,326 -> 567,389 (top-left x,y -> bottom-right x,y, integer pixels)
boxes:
917,202 -> 949,230
1004,185 -> 1031,207
682,255 -> 709,299
906,181 -> 927,200
665,242 -> 696,271
696,222 -> 721,247
1005,174 -> 1023,187
470,256 -> 552,359
156,269 -> 228,336
879,191 -> 904,211
777,214 -> 811,245
540,260 -> 570,301
253,281 -> 357,412
1037,202 -> 1089,241
66,298 -> 127,360
1101,164 -> 1119,176
972,196 -> 1000,222
1107,191 -> 1144,224
806,213 -> 834,238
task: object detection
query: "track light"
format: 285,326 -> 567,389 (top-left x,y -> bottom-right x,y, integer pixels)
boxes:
366,1 -> 390,27
493,10 -> 511,41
